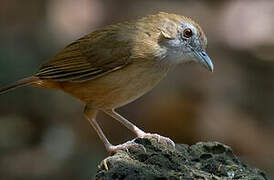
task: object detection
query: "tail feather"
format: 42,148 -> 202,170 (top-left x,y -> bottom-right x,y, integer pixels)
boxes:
0,76 -> 39,95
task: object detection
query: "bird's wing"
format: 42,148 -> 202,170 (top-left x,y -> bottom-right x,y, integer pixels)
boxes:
36,27 -> 132,82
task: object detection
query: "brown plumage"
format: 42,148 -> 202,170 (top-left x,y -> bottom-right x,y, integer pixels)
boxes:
0,12 -> 213,154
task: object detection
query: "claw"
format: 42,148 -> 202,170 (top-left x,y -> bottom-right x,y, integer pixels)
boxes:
138,133 -> 175,148
103,159 -> 109,171
107,139 -> 146,155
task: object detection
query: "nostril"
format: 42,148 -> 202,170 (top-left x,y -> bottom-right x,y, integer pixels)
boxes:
201,52 -> 206,56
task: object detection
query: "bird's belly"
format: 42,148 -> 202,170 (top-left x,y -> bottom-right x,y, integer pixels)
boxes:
60,62 -> 170,109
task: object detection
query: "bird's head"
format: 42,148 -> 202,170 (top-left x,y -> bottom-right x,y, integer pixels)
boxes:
150,12 -> 213,72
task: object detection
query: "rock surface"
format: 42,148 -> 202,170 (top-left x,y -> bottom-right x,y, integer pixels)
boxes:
94,138 -> 267,180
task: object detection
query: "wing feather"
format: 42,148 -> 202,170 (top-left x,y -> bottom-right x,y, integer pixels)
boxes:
36,26 -> 132,82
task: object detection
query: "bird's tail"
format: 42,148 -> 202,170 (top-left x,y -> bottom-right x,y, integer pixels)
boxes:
0,76 -> 40,95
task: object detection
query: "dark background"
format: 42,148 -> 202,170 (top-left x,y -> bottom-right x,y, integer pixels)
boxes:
0,0 -> 274,179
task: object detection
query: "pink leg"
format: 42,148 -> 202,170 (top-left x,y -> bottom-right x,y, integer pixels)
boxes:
103,109 -> 175,147
84,106 -> 142,154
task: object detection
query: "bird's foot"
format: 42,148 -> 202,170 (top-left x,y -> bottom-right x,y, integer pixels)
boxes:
137,132 -> 175,147
106,139 -> 146,155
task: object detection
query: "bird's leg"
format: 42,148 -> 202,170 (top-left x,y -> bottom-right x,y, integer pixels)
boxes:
84,107 -> 111,151
104,109 -> 175,147
103,109 -> 145,136
84,106 -> 143,154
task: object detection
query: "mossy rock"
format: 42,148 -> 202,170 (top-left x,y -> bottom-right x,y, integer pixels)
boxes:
94,138 -> 267,180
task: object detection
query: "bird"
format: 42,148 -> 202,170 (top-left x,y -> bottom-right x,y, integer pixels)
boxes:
0,12 -> 213,154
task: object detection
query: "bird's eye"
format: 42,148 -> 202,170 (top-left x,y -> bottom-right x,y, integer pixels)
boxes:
183,28 -> 193,38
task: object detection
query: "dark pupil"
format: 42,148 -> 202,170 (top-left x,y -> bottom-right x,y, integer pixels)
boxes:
185,30 -> 192,37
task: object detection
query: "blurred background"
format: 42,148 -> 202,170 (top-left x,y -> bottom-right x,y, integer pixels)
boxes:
0,0 -> 274,179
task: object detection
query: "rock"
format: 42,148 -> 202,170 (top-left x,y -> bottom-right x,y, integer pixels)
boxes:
94,138 -> 267,180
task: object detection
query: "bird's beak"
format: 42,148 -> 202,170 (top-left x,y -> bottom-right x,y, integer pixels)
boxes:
194,50 -> 214,72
